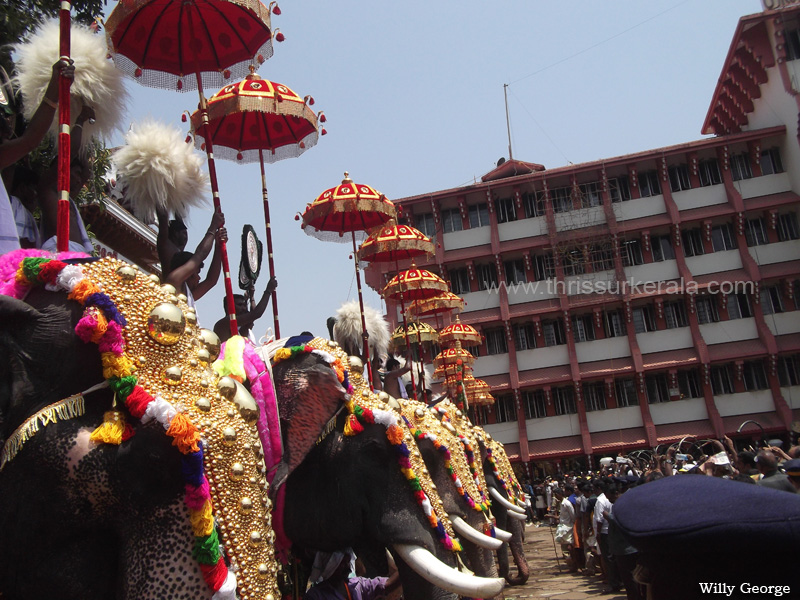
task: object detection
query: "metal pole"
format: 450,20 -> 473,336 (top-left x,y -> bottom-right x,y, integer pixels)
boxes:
503,83 -> 513,161
259,147 -> 280,338
394,258 -> 417,400
56,3 -> 72,252
352,232 -> 373,388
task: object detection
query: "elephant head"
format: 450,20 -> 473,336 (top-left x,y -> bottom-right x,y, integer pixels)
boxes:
267,338 -> 505,599
0,255 -> 280,600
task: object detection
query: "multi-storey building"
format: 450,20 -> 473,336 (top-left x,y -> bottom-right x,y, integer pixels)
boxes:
364,4 -> 800,473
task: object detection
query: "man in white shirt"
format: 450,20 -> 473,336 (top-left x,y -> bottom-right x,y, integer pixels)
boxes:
594,482 -> 622,593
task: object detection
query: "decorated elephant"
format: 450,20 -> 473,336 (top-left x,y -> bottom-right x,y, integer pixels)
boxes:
0,252 -> 280,600
264,338 -> 506,600
398,397 -> 505,597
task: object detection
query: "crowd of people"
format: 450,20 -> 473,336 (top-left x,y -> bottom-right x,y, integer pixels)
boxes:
519,436 -> 800,599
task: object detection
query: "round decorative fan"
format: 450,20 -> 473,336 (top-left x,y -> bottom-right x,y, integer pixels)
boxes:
239,224 -> 263,290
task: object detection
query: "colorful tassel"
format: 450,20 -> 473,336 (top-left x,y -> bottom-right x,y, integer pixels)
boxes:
89,410 -> 126,445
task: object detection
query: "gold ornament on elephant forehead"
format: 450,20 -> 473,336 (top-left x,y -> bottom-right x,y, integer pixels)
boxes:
81,258 -> 280,599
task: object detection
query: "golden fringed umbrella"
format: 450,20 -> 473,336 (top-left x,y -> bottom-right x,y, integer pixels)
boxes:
301,173 -> 397,388
466,378 -> 495,406
191,70 -> 321,338
438,316 -> 482,346
383,267 -> 448,301
407,292 -> 465,318
391,321 -> 439,345
433,345 -> 476,369
358,222 -> 434,263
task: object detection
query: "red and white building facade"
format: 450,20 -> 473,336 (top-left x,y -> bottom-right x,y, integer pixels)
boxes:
365,4 -> 800,470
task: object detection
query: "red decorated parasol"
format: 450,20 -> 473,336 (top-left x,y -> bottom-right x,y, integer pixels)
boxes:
383,267 -> 448,301
407,292 -> 464,319
190,70 -> 321,338
301,173 -> 397,387
105,0 -> 280,337
438,316 -> 482,346
466,378 -> 494,406
433,345 -> 476,369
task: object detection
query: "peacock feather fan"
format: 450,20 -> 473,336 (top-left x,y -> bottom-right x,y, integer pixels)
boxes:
13,20 -> 129,148
113,119 -> 209,224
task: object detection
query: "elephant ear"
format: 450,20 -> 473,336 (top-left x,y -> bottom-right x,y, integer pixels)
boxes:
271,356 -> 348,490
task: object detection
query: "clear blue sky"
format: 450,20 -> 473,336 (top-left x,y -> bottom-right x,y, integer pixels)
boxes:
105,0 -> 760,340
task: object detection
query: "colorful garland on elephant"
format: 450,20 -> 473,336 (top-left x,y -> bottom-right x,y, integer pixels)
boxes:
344,399 -> 462,553
433,406 -> 486,502
272,343 -> 353,393
402,415 -> 489,513
485,444 -> 521,505
13,256 -> 237,600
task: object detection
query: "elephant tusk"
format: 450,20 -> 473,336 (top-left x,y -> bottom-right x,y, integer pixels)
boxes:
493,526 -> 512,542
507,508 -> 527,521
489,488 -> 527,515
516,496 -> 527,508
451,517 -> 503,550
392,543 -> 505,598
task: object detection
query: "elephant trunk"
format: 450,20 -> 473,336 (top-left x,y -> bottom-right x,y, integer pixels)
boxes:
392,543 -> 505,598
489,488 -> 527,516
504,517 -> 530,586
451,516 -> 502,550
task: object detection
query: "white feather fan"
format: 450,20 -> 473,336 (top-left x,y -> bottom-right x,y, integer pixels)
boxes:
13,20 -> 128,147
113,119 -> 209,223
399,357 -> 433,390
333,300 -> 391,361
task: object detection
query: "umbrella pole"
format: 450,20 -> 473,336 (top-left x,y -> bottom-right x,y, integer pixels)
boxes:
195,75 -> 238,338
394,258 -> 417,400
351,232 -> 373,389
259,148 -> 281,339
56,4 -> 72,252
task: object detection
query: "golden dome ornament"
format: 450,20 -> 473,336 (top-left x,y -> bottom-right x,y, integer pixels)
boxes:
147,303 -> 186,345
198,329 -> 222,361
231,380 -> 260,425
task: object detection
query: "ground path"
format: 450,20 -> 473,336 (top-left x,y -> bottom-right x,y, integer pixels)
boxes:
500,522 -> 626,600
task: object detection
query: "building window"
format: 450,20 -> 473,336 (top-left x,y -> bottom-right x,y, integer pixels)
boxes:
760,285 -> 784,315
682,228 -> 705,257
466,344 -> 481,358
605,310 -> 625,338
730,152 -> 753,181
778,213 -> 799,242
639,170 -> 661,198
664,300 -> 688,329
449,267 -> 470,295
760,148 -> 784,175
495,197 -> 516,224
777,355 -> 800,387
476,263 -> 498,291
542,318 -> 566,347
495,394 -> 517,423
583,382 -> 607,412
562,248 -> 585,276
696,296 -> 719,325
710,364 -> 735,395
711,224 -> 737,251
579,182 -> 602,208
632,305 -> 657,333
698,158 -> 722,187
589,245 -> 614,272
745,218 -> 768,247
441,208 -> 463,233
795,281 -> 800,310
523,191 -> 545,218
416,213 -> 436,238
727,293 -> 752,320
677,369 -> 702,399
553,386 -> 577,415
615,378 -> 639,407
786,27 -> 800,60
485,328 -> 508,355
572,314 -> 596,344
534,253 -> 555,280
668,164 -> 691,192
550,187 -> 572,213
645,373 -> 670,403
513,322 -> 536,351
621,239 -> 644,266
609,176 -> 631,202
504,259 -> 527,285
651,235 -> 675,261
523,390 -> 547,419
743,360 -> 768,391
468,203 -> 489,228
